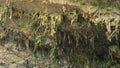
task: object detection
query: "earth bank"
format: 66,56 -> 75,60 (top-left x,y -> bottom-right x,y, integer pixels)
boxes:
0,0 -> 120,68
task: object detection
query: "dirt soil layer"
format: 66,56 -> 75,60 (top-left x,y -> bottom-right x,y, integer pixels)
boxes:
0,0 -> 82,14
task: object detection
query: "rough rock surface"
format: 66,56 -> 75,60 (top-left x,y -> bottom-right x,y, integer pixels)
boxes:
0,44 -> 64,68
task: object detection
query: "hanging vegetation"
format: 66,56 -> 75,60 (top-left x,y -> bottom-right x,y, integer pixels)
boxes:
0,0 -> 120,67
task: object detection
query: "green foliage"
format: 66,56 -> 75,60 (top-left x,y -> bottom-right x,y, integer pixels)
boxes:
0,5 -> 12,21
106,20 -> 120,43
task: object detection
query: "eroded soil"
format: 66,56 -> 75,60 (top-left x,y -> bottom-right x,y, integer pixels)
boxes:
0,0 -> 82,14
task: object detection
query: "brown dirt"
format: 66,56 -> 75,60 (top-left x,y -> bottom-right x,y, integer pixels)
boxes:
0,0 -> 83,14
